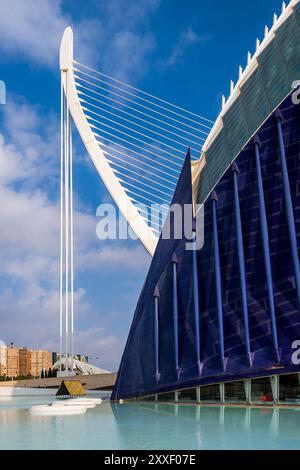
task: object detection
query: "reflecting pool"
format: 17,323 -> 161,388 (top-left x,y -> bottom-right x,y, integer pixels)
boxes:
0,396 -> 299,449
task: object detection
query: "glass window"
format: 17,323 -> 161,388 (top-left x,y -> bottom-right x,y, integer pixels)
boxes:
251,377 -> 273,403
279,374 -> 300,403
178,388 -> 197,402
225,381 -> 246,402
200,384 -> 220,402
136,395 -> 155,402
157,391 -> 174,402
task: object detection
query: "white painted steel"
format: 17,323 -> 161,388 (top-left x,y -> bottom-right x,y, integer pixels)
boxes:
60,27 -> 158,256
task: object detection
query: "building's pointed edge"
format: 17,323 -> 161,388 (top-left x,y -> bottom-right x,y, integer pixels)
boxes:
112,149 -> 192,400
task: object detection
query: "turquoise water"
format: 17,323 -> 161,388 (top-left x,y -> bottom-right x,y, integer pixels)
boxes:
0,395 -> 300,449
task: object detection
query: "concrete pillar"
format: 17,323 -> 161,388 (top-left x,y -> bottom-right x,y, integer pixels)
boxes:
244,379 -> 252,404
196,387 -> 201,403
270,375 -> 279,403
220,382 -> 225,403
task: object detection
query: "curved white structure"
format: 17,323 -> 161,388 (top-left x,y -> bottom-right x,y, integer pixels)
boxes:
29,403 -> 87,416
64,399 -> 96,409
60,27 -> 158,256
66,397 -> 102,406
52,356 -> 109,375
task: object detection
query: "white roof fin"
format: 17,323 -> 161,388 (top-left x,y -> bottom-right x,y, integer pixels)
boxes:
264,25 -> 269,38
238,65 -> 243,79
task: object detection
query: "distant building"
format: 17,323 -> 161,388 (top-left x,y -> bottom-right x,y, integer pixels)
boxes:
0,345 -> 53,378
52,351 -> 58,365
76,354 -> 88,363
54,352 -> 89,364
0,345 -> 7,376
6,346 -> 19,378
0,346 -> 93,378
19,348 -> 30,376
28,350 -> 52,377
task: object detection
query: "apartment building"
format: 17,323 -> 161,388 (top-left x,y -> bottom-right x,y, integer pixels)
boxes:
28,350 -> 52,377
6,346 -> 19,378
19,348 -> 30,376
0,345 -> 53,378
0,345 -> 7,376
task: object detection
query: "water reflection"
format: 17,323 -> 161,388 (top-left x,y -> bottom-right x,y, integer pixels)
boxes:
112,403 -> 300,450
0,398 -> 299,449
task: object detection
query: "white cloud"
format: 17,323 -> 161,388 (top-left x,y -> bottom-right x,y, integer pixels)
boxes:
0,97 -> 150,370
0,0 -> 68,67
75,327 -> 123,371
75,0 -> 160,81
1,97 -> 60,192
166,27 -> 211,68
0,136 -> 26,182
77,245 -> 149,272
102,0 -> 160,28
101,30 -> 156,81
0,0 -> 160,81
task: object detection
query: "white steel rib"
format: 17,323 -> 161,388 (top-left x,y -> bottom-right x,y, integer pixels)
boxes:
60,27 -> 158,255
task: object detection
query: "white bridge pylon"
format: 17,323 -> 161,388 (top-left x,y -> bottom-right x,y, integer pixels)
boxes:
60,36 -> 74,374
60,27 -> 159,256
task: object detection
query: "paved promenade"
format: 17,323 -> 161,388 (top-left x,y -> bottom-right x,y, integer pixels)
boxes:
0,373 -> 117,390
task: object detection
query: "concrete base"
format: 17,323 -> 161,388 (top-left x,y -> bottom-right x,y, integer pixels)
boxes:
57,371 -> 76,378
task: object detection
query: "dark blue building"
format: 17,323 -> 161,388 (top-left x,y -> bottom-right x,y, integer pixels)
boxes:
112,0 -> 300,404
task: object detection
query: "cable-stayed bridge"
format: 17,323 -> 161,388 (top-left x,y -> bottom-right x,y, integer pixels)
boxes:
59,26 -> 213,375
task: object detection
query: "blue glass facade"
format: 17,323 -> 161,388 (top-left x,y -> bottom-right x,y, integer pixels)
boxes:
112,91 -> 300,401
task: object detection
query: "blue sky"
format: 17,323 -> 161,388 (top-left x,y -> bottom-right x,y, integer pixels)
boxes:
0,0 -> 284,370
